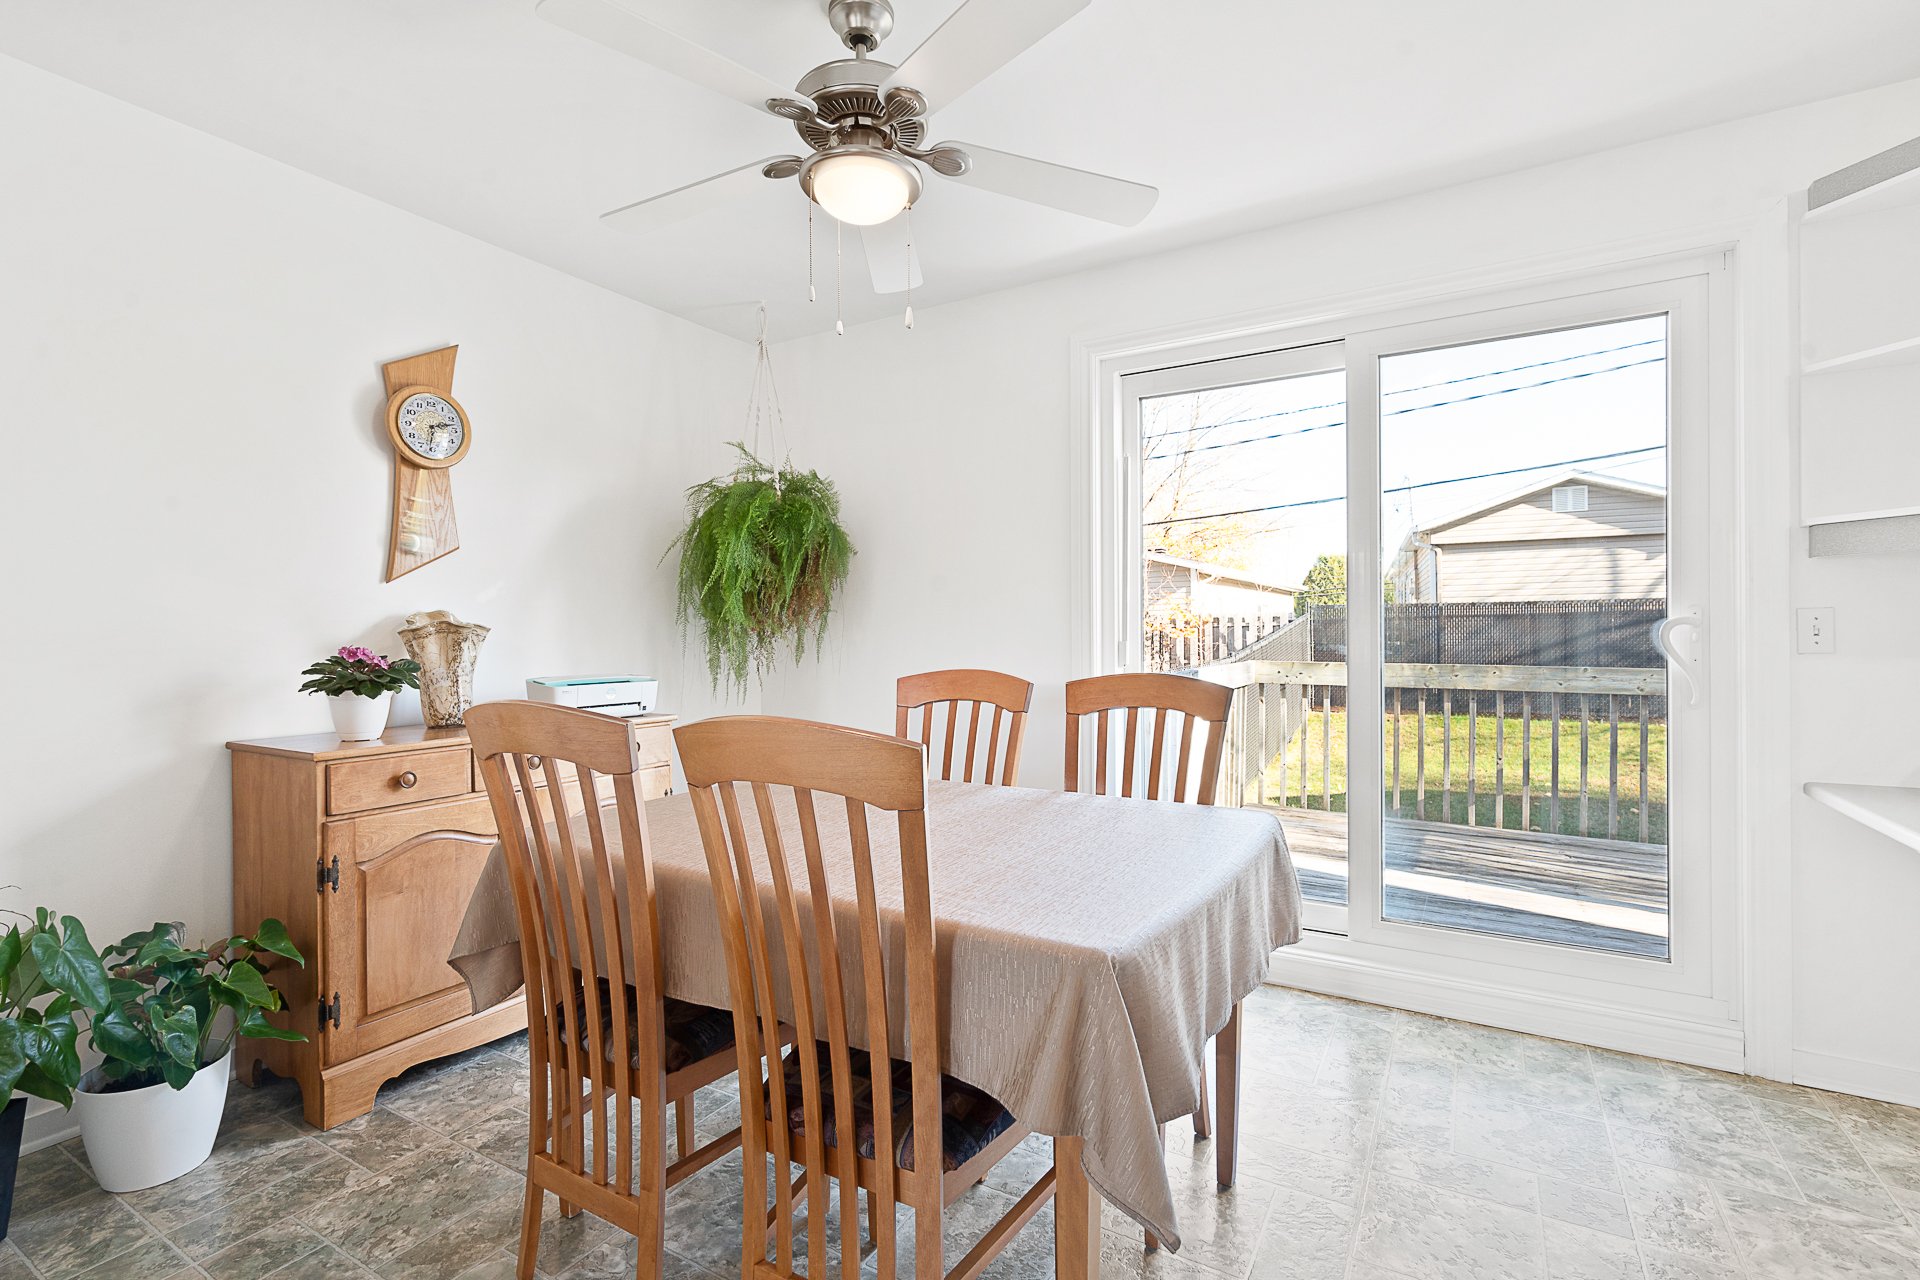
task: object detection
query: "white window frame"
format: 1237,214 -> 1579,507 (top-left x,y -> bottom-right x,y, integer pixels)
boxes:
1078,250 -> 1746,1067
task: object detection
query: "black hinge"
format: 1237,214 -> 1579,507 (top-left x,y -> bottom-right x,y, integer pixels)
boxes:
316,856 -> 339,893
319,992 -> 340,1030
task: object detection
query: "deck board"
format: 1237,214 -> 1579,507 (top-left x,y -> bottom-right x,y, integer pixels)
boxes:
1263,807 -> 1671,959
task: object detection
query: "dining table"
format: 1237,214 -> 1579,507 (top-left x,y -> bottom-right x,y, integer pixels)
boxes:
448,777 -> 1302,1276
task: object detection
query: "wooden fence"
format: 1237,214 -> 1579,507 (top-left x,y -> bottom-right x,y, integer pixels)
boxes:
1202,659 -> 1667,844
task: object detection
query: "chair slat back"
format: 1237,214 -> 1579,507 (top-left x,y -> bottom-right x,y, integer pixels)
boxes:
466,701 -> 666,1206
675,716 -> 941,1280
895,669 -> 1033,786
1064,673 -> 1234,805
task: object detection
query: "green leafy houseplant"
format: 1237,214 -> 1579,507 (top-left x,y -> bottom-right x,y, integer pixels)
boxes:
0,909 -> 110,1107
298,646 -> 422,700
89,920 -> 306,1092
668,443 -> 854,697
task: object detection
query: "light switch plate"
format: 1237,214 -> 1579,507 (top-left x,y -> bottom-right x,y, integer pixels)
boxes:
1797,607 -> 1836,654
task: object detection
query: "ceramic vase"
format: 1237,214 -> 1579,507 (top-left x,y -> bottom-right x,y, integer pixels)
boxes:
400,610 -> 490,727
73,1050 -> 231,1193
330,690 -> 395,741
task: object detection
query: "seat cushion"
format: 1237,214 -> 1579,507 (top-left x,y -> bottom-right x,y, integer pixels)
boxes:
773,1042 -> 1016,1173
559,978 -> 736,1074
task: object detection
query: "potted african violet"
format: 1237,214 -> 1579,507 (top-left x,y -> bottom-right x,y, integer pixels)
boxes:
0,908 -> 110,1242
74,919 -> 304,1192
300,644 -> 422,741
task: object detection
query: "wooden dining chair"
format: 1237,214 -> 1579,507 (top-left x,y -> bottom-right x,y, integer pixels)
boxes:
894,669 -> 1034,785
1063,672 -> 1234,804
466,701 -> 746,1280
1061,673 -> 1238,1207
675,715 -> 1054,1280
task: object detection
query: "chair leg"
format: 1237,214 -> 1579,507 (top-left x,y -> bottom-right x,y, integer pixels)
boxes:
676,1096 -> 695,1162
516,1176 -> 544,1280
634,1183 -> 666,1280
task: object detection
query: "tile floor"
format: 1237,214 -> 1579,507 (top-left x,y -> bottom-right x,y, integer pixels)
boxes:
5,985 -> 1920,1279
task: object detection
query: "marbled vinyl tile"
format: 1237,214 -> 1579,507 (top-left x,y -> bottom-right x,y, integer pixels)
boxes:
21,985 -> 1920,1280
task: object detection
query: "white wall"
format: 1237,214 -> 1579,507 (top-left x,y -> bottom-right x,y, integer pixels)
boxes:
0,55 -> 757,959
762,79 -> 1920,1094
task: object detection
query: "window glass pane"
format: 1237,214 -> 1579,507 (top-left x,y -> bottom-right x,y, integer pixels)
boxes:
1377,316 -> 1670,958
1140,367 -> 1349,907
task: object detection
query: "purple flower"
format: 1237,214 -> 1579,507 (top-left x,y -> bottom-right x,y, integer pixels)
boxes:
336,645 -> 390,669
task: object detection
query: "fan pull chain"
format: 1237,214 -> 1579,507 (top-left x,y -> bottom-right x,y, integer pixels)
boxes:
904,203 -> 915,330
834,216 -> 845,337
807,201 -> 816,304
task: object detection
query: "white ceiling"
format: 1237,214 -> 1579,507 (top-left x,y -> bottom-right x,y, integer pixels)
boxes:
7,0 -> 1920,340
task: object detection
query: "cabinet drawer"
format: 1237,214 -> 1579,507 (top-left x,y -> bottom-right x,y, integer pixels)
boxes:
328,749 -> 472,815
470,728 -> 673,792
633,722 -> 672,769
639,764 -> 671,801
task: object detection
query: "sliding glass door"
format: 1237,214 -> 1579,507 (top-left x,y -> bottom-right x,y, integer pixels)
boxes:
1343,274 -> 1722,1006
1116,262 -> 1733,1019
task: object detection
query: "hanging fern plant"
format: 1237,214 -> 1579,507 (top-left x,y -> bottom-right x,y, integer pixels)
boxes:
668,442 -> 854,698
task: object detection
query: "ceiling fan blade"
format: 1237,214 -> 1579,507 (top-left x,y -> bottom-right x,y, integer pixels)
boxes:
536,0 -> 790,113
942,142 -> 1157,226
601,158 -> 793,233
881,0 -> 1089,110
859,218 -> 925,295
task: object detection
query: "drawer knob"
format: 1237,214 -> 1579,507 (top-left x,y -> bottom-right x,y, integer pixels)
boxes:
397,770 -> 419,789
528,755 -> 544,770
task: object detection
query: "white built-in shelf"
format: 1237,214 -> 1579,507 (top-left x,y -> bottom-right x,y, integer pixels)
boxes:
1803,333 -> 1920,376
1805,161 -> 1920,224
1804,782 -> 1920,854
1797,133 -> 1920,535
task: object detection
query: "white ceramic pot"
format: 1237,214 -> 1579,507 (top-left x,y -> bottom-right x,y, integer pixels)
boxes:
330,690 -> 394,741
73,1050 -> 231,1193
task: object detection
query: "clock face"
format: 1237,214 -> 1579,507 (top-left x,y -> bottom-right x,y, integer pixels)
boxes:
395,392 -> 466,462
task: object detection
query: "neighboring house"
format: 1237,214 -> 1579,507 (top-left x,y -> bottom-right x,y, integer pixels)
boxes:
1144,550 -> 1298,621
1387,470 -> 1666,603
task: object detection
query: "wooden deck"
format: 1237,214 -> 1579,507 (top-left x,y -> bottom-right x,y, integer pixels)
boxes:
1261,807 -> 1671,959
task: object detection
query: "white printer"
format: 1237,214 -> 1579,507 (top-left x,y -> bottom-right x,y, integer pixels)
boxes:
525,675 -> 659,718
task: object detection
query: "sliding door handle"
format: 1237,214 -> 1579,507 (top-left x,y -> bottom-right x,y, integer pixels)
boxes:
1654,613 -> 1704,709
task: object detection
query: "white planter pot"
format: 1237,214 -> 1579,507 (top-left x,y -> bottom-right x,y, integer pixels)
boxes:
330,690 -> 394,741
73,1051 -> 231,1193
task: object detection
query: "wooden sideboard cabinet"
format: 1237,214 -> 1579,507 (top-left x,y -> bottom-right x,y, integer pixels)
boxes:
227,714 -> 674,1129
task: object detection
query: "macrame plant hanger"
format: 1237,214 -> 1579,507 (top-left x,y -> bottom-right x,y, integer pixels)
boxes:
745,303 -> 787,487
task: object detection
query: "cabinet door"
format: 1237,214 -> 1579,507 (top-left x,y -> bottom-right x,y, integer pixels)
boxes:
321,795 -> 503,1064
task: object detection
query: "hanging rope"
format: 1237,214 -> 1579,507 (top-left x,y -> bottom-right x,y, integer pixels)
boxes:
745,303 -> 787,474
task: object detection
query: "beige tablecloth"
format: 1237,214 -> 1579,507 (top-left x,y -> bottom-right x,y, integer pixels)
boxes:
448,779 -> 1301,1250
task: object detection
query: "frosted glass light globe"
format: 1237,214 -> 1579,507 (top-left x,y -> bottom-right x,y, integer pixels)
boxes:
807,152 -> 915,226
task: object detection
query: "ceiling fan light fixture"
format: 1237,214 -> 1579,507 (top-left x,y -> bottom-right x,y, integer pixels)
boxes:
800,148 -> 922,226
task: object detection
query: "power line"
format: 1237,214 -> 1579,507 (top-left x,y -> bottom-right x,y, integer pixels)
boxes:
1144,444 -> 1666,528
1140,337 -> 1664,447
1144,354 -> 1666,462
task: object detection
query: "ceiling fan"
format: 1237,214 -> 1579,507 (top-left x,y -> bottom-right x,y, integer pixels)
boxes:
537,0 -> 1157,294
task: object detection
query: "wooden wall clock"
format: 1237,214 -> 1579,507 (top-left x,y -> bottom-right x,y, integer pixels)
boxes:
381,345 -> 472,581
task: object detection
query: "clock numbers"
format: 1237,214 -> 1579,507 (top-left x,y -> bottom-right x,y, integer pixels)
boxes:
398,393 -> 464,461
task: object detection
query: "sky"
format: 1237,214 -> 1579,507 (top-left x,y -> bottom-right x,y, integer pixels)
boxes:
1139,314 -> 1670,589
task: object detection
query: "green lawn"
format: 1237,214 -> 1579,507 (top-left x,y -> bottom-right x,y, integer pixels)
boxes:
1252,707 -> 1668,844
